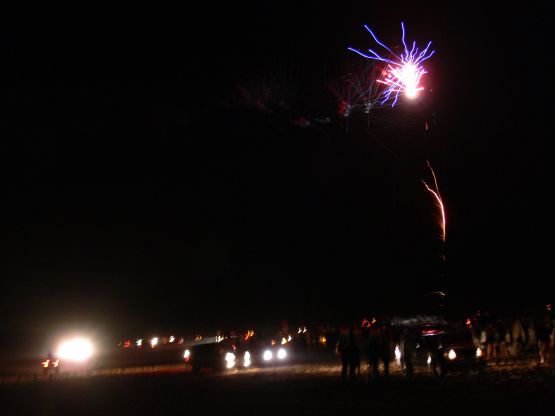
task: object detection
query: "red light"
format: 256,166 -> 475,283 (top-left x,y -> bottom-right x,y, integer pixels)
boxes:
422,329 -> 444,336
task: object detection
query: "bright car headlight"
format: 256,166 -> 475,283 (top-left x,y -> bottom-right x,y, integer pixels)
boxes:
447,349 -> 457,360
263,350 -> 273,361
277,348 -> 287,360
57,338 -> 93,362
476,348 -> 482,358
225,352 -> 236,368
243,351 -> 251,367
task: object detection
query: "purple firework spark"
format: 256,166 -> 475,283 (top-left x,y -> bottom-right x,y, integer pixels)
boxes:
348,22 -> 435,106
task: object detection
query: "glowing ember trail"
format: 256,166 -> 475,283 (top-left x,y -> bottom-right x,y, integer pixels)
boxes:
348,22 -> 435,106
422,161 -> 446,242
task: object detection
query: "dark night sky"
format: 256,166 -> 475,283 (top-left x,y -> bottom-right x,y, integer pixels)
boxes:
1,2 -> 553,344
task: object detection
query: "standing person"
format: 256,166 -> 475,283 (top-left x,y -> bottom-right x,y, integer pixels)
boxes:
336,330 -> 349,382
526,320 -> 536,351
511,318 -> 525,356
401,327 -> 418,378
380,323 -> 391,378
497,320 -> 509,360
485,322 -> 497,360
335,329 -> 352,382
347,328 -> 360,381
336,328 -> 359,382
366,320 -> 388,380
550,319 -> 555,366
537,315 -> 553,366
366,323 -> 380,380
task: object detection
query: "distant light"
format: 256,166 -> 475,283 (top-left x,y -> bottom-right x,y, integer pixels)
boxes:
395,345 -> 401,361
244,351 -> 251,360
287,335 -> 292,342
427,355 -> 432,365
277,348 -> 287,360
476,348 -> 482,358
136,339 -> 143,347
57,338 -> 93,362
263,350 -> 273,361
281,337 -> 287,345
448,349 -> 457,360
150,337 -> 159,348
169,336 -> 175,343
184,349 -> 191,359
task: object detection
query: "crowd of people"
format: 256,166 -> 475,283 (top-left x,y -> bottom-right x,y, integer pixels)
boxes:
335,321 -> 392,382
470,314 -> 554,364
333,313 -> 555,382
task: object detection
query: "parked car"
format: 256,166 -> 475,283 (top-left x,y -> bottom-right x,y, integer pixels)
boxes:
185,341 -> 251,374
400,324 -> 485,378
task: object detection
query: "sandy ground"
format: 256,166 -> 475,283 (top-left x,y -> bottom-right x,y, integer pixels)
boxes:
1,356 -> 554,415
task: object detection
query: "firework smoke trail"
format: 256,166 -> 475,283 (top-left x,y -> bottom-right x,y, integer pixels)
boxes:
348,22 -> 435,106
329,63 -> 388,135
422,160 -> 446,242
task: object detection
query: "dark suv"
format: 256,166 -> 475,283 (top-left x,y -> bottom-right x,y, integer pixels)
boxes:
401,324 -> 484,378
186,341 -> 252,374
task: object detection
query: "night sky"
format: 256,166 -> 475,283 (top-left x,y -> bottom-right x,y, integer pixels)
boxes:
1,2 -> 553,346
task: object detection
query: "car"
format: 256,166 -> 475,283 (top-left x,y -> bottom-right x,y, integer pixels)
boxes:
184,341 -> 251,374
400,324 -> 484,378
439,326 -> 485,376
255,342 -> 291,366
238,332 -> 294,367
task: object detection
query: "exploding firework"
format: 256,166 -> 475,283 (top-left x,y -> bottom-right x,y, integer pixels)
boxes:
348,22 -> 435,106
422,160 -> 446,242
